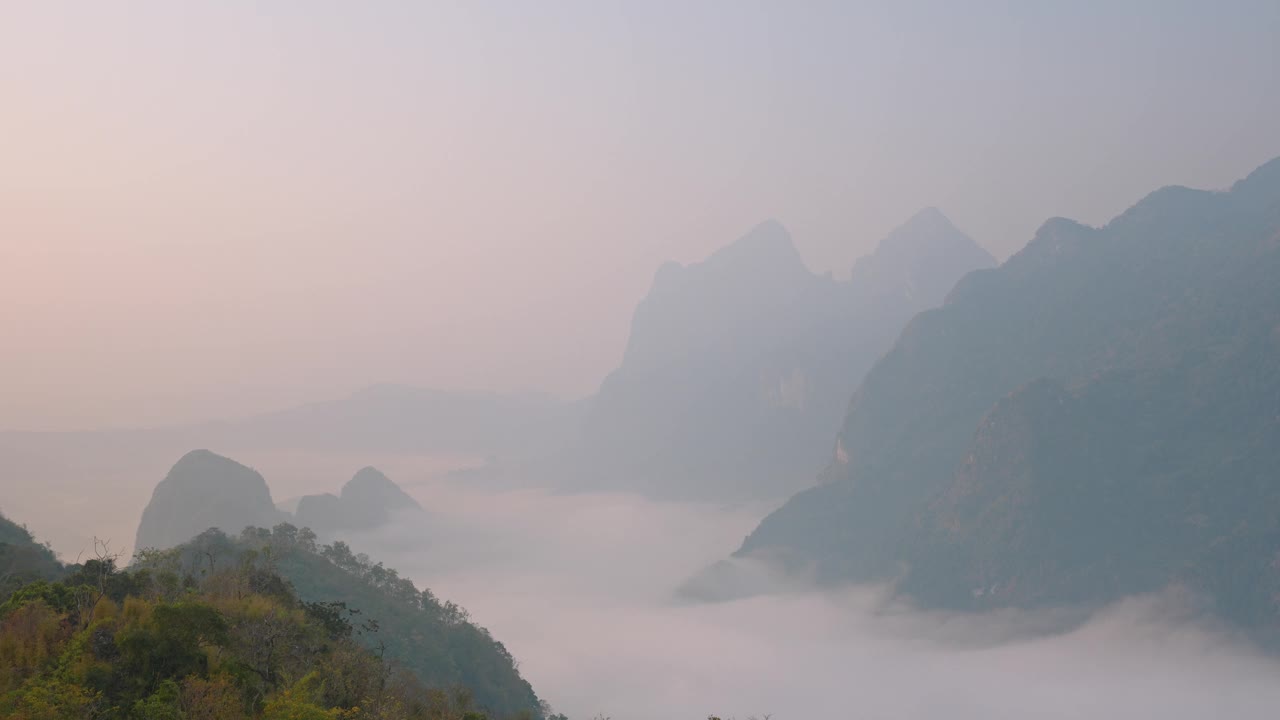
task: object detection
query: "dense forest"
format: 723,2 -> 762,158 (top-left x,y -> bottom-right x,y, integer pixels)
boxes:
0,511 -> 547,720
157,524 -> 543,718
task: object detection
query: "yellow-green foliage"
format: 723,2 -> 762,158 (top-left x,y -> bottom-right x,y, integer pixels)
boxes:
4,676 -> 97,720
262,674 -> 348,720
0,602 -> 68,695
179,674 -> 246,720
0,551 -> 510,720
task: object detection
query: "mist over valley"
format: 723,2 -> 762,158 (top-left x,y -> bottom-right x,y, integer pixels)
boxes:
4,3 -> 1280,718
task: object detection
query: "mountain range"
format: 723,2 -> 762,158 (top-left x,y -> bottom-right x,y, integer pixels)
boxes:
730,156 -> 1280,638
0,206 -> 996,562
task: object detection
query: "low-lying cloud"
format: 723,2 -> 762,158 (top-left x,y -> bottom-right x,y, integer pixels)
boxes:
340,480 -> 1280,720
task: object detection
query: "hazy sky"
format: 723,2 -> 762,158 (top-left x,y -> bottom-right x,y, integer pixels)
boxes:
3,1 -> 1278,430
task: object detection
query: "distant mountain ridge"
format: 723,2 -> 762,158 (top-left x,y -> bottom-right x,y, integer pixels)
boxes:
0,212 -> 992,535
731,156 -> 1280,638
1,509 -> 544,719
173,384 -> 584,460
0,382 -> 583,560
579,209 -> 995,499
850,206 -> 998,306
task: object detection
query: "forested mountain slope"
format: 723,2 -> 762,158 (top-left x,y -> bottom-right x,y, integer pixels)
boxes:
1,515 -> 545,719
152,524 -> 543,719
0,511 -> 64,600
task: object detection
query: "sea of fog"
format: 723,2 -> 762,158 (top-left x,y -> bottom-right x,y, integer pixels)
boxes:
339,478 -> 1280,720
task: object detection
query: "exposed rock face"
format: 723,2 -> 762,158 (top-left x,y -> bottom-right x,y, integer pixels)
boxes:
581,212 -> 995,499
292,493 -> 344,537
733,156 -> 1280,638
294,466 -> 421,537
136,453 -> 422,552
134,449 -> 283,551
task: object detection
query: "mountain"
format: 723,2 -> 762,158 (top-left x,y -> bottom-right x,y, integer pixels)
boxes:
848,206 -> 999,307
733,157 -> 1280,635
579,212 -> 995,499
295,466 -> 423,537
134,450 -> 284,552
340,466 -> 421,520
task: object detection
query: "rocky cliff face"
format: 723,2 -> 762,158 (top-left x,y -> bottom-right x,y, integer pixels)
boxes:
733,157 -> 1280,637
136,452 -> 422,550
581,212 -> 994,499
134,449 -> 283,551
295,466 -> 421,537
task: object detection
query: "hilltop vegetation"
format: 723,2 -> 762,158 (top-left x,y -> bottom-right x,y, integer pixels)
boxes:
0,517 -> 545,720
155,525 -> 542,718
0,511 -> 64,600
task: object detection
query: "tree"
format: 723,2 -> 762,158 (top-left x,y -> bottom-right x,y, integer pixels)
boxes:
179,674 -> 246,720
69,537 -> 120,629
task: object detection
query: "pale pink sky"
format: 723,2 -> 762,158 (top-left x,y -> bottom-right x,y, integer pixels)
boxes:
3,2 -> 1278,429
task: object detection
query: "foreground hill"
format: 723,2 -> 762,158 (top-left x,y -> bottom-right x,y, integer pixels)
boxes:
735,157 -> 1280,636
153,525 -> 544,718
580,211 -> 994,499
1,514 -> 544,719
0,511 -> 64,598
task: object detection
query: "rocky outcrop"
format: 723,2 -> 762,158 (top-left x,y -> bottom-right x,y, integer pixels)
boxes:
136,451 -> 422,551
134,449 -> 283,551
295,466 -> 421,537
